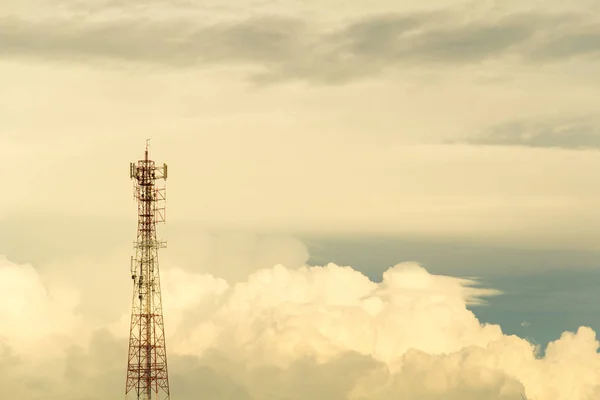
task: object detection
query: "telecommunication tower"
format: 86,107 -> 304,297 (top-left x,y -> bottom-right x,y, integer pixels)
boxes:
125,141 -> 170,400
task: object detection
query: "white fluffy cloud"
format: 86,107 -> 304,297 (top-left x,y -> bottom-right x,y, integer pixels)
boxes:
158,262 -> 600,400
164,262 -> 505,368
0,256 -> 79,351
2,253 -> 598,399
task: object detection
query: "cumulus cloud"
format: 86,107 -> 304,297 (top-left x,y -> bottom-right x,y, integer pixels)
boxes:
2,253 -> 599,400
0,256 -> 79,350
163,262 -> 503,367
0,8 -> 599,84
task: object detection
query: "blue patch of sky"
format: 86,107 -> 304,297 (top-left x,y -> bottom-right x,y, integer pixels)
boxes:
304,236 -> 600,353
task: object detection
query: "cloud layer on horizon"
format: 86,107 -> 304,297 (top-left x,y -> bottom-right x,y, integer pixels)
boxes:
462,117 -> 600,150
1,253 -> 599,400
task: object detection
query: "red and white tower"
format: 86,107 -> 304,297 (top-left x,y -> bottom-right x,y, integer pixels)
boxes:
126,141 -> 170,400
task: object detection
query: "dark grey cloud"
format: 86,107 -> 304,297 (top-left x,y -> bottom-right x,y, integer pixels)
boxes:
0,15 -> 307,67
0,10 -> 599,83
529,26 -> 600,61
464,119 -> 600,150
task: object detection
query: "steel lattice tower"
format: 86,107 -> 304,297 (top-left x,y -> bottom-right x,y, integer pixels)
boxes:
126,141 -> 170,400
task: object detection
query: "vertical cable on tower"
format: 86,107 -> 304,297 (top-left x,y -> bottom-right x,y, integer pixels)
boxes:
125,142 -> 170,400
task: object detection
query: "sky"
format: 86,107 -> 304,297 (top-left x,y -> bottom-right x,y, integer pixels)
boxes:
1,0 -> 600,399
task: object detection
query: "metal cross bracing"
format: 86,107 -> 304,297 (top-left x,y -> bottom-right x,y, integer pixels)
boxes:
126,141 -> 170,400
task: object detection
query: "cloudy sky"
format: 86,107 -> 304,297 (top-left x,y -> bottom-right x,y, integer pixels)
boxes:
1,0 -> 600,399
